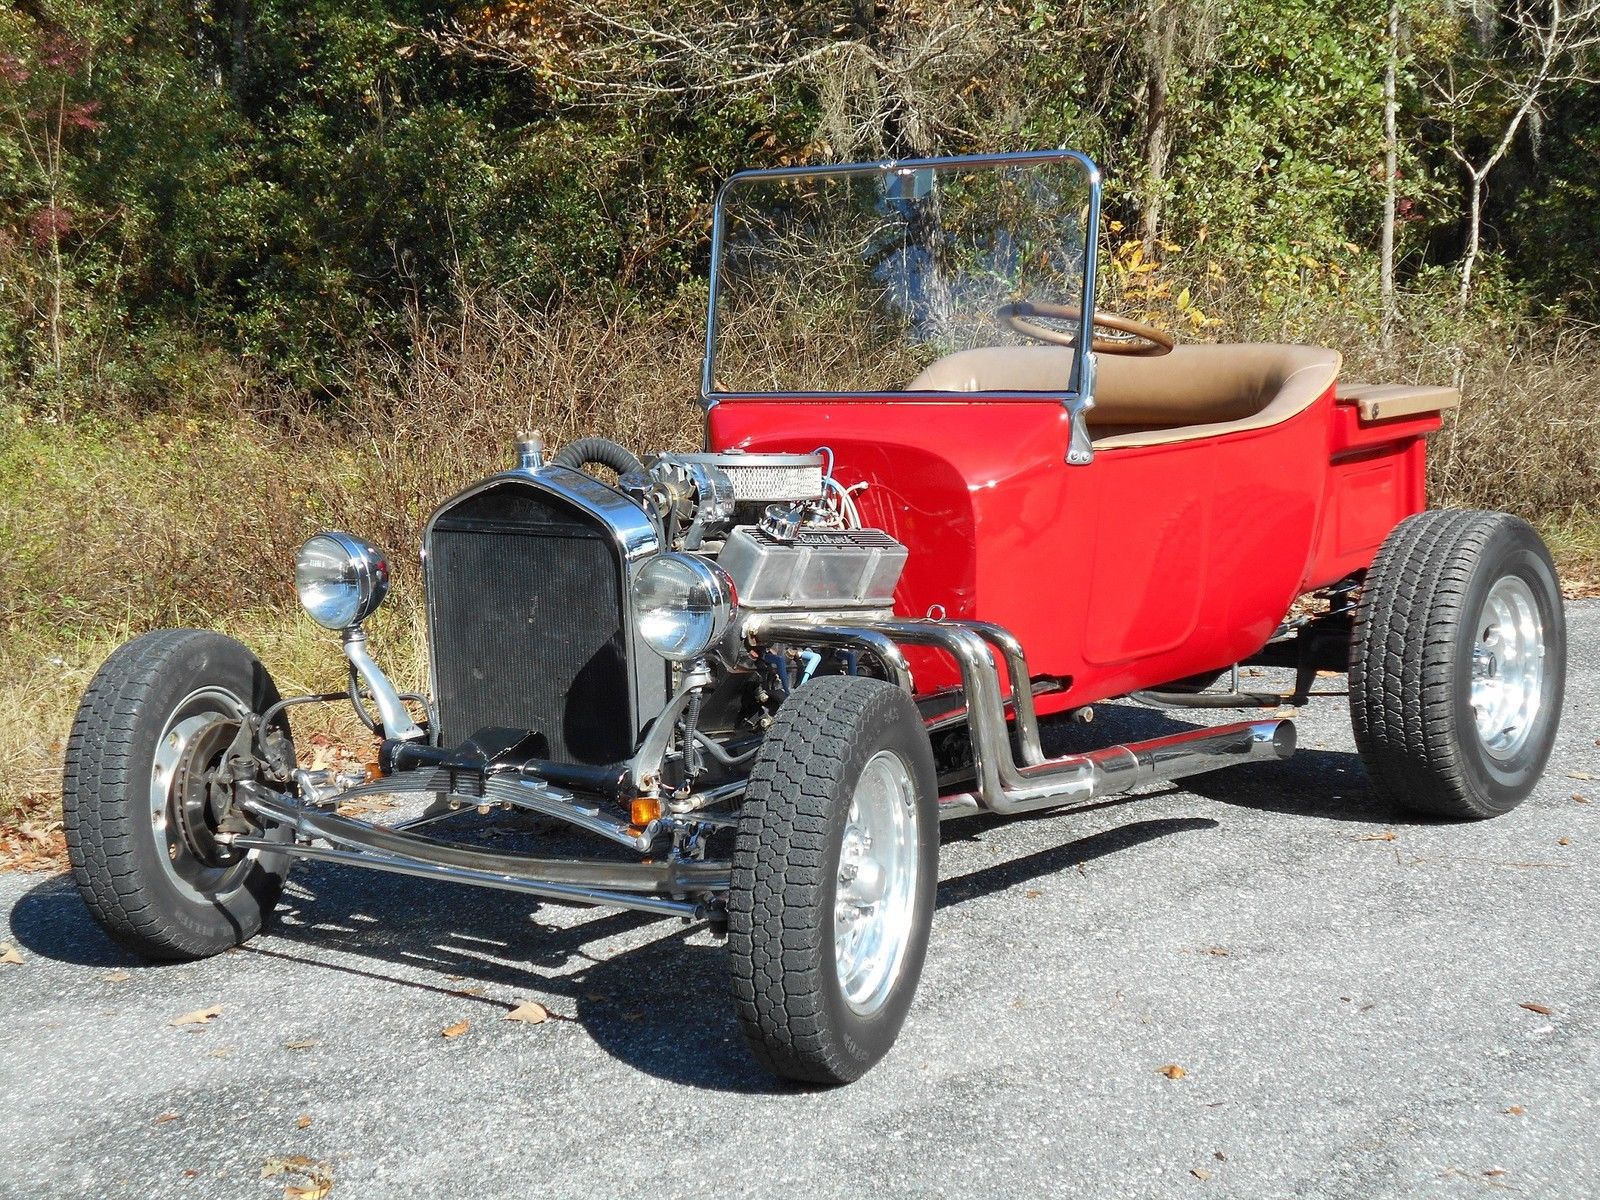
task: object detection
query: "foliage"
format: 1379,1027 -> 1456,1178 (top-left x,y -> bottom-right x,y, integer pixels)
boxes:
2,0 -> 1599,404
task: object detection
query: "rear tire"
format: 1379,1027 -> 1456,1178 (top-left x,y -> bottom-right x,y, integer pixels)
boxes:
63,629 -> 293,960
1349,511 -> 1565,819
728,676 -> 938,1085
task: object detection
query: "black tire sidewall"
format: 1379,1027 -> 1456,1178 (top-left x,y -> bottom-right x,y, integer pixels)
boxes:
1450,525 -> 1566,812
816,695 -> 939,1077
95,632 -> 290,954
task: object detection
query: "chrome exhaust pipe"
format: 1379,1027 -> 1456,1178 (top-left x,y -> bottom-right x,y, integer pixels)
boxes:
938,718 -> 1295,818
1078,717 -> 1296,798
754,616 -> 1294,820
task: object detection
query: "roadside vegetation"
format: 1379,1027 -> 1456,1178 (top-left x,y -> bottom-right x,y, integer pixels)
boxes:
3,1 -> 1599,838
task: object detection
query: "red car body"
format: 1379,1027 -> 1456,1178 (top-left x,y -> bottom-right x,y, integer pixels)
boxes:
709,382 -> 1441,711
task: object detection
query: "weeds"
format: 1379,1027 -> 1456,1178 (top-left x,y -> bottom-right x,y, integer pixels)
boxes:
3,287 -> 1597,826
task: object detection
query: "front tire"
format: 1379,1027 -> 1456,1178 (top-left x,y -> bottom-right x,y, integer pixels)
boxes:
1349,511 -> 1565,819
728,676 -> 938,1085
63,629 -> 293,960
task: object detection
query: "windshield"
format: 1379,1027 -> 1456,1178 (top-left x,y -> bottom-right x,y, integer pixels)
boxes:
703,150 -> 1100,399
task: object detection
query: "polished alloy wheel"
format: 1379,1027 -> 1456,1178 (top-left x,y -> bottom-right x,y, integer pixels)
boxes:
834,749 -> 920,1016
1469,575 -> 1547,760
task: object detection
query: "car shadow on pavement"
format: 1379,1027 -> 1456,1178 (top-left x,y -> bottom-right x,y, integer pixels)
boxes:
6,701 -> 1402,1092
6,807 -> 1231,1094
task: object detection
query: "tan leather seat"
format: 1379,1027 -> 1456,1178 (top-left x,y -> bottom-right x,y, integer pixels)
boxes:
906,343 -> 1342,448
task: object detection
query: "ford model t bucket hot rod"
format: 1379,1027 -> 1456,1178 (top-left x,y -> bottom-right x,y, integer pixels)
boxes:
64,150 -> 1567,1084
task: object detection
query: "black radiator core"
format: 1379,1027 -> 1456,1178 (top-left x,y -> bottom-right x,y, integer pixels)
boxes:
426,484 -> 636,764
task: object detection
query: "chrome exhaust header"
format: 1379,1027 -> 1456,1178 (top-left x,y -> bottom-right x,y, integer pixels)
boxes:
760,617 -> 1296,819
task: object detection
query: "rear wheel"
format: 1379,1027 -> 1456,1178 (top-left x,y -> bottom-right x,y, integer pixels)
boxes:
63,629 -> 293,960
1349,511 -> 1565,819
728,676 -> 938,1084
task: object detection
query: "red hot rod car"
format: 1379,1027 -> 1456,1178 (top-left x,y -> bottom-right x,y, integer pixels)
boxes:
63,150 -> 1566,1084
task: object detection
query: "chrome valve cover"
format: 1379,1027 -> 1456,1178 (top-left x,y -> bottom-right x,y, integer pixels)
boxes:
718,525 -> 908,610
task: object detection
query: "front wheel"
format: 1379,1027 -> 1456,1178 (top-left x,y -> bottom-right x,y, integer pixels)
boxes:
1349,511 -> 1566,819
728,676 -> 938,1084
63,629 -> 293,960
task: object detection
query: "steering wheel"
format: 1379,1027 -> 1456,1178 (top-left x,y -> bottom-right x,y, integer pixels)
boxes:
997,301 -> 1175,356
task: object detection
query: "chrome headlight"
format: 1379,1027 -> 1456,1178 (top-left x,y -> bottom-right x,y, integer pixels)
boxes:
631,553 -> 736,662
295,532 -> 390,630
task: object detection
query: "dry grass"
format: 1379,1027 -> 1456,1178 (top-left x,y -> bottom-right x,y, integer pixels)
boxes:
3,287 -> 1598,836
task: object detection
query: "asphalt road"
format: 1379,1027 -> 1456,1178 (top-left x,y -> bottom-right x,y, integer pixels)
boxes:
4,604 -> 1597,1200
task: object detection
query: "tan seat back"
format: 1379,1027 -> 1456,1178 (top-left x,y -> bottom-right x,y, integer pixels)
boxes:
906,342 -> 1342,448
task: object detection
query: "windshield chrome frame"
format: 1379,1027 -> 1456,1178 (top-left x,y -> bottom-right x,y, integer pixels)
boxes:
699,148 -> 1102,459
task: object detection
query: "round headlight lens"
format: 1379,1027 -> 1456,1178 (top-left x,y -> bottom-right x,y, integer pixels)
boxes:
631,553 -> 736,662
295,532 -> 390,630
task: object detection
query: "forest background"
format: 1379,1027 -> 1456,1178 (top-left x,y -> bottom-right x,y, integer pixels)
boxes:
3,0 -> 1597,833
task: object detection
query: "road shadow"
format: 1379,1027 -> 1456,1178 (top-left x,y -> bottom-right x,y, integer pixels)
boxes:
5,698 -> 1403,1091
5,801 -> 1224,1094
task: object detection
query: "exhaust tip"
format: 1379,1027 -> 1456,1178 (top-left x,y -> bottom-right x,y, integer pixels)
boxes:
1267,720 -> 1297,759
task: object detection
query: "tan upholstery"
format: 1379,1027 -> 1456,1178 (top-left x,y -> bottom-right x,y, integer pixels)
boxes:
906,342 -> 1342,448
1337,382 -> 1461,422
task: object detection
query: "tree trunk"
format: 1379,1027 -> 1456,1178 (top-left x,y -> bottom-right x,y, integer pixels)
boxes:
1459,173 -> 1483,308
1141,5 -> 1179,255
1380,0 -> 1399,346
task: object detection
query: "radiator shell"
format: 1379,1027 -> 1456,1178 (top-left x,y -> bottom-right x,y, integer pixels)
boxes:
422,468 -> 666,764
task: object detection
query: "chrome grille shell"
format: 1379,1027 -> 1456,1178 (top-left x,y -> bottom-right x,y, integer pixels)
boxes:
421,466 -> 667,762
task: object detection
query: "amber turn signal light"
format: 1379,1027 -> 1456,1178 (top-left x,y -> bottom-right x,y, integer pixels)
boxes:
631,797 -> 663,827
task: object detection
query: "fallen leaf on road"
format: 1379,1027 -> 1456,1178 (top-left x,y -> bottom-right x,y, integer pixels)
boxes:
282,1039 -> 316,1051
1191,1167 -> 1212,1181
1504,1106 -> 1525,1116
1024,889 -> 1042,899
169,1005 -> 221,1027
1569,771 -> 1594,780
1159,1063 -> 1188,1080
452,986 -> 487,997
620,1011 -> 645,1022
1518,1002 -> 1553,1015
1574,794 -> 1591,804
296,1115 -> 312,1131
262,1154 -> 332,1199
441,1020 -> 470,1039
505,1001 -> 549,1025
1485,1168 -> 1506,1177
1200,946 -> 1230,957
0,943 -> 23,965
261,1156 -> 317,1178
1356,830 -> 1396,842
1559,837 -> 1573,846
1213,1151 -> 1227,1161
103,970 -> 130,983
209,1048 -> 233,1059
153,1113 -> 180,1125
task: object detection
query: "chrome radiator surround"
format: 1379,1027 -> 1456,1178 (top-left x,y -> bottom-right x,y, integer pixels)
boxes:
421,465 -> 668,762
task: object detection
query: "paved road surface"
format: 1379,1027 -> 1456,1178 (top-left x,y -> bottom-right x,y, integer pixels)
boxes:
4,604 -> 1596,1199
